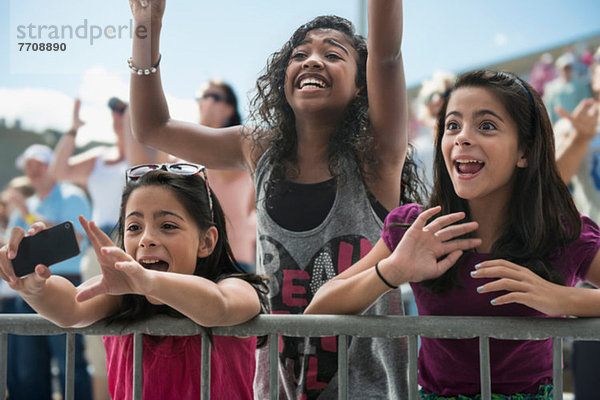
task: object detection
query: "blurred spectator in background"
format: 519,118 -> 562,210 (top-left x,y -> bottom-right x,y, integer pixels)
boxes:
7,143 -> 92,400
194,80 -> 257,272
0,175 -> 34,399
412,71 -> 456,190
544,52 -> 592,123
529,52 -> 556,96
554,49 -> 600,400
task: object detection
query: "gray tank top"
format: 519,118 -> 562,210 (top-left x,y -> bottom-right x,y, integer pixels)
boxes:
253,148 -> 408,400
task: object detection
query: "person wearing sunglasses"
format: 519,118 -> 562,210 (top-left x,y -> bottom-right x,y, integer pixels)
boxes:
0,163 -> 270,400
193,80 -> 257,274
48,97 -> 166,400
127,1 -> 427,398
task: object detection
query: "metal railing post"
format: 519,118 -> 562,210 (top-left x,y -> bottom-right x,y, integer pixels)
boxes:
201,332 -> 211,400
479,336 -> 491,400
64,333 -> 76,400
133,333 -> 143,400
337,335 -> 348,400
407,335 -> 418,400
553,337 -> 563,400
0,333 -> 7,400
269,334 -> 279,400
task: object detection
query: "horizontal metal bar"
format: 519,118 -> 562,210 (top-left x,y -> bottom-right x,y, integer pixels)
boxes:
3,314 -> 600,341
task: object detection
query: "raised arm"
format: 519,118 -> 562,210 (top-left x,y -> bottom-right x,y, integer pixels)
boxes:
365,0 -> 408,211
128,0 -> 254,171
121,107 -> 169,166
306,207 -> 481,315
554,99 -> 599,184
49,99 -> 98,186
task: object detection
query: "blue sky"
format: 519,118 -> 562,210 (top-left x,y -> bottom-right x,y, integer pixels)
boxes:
1,0 -> 599,144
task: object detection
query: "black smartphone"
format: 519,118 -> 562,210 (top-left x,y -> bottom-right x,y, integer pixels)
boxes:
12,221 -> 81,277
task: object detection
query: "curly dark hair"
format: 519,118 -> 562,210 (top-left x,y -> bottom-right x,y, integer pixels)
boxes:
421,70 -> 581,294
247,15 -> 425,206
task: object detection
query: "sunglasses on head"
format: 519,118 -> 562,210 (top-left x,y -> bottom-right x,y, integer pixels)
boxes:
198,92 -> 225,103
125,163 -> 214,222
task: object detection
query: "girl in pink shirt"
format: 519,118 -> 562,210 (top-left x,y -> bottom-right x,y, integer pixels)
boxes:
0,163 -> 268,400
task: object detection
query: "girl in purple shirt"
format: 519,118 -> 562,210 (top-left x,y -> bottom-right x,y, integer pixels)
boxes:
306,70 -> 600,399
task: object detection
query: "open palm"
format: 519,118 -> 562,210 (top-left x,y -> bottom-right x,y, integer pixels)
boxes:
388,206 -> 482,283
76,216 -> 148,301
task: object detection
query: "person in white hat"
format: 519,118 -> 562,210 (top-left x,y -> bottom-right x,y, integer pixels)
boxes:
543,51 -> 592,123
5,143 -> 93,400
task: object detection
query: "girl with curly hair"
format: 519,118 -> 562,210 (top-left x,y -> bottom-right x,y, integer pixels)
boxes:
127,1 -> 423,398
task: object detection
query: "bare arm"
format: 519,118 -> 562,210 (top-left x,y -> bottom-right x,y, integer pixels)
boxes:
121,107 -> 169,166
49,99 -> 97,186
365,0 -> 408,211
306,207 -> 481,315
305,239 -> 394,315
128,0 -> 255,171
77,246 -> 262,327
554,99 -> 599,183
145,273 -> 261,327
76,217 -> 261,327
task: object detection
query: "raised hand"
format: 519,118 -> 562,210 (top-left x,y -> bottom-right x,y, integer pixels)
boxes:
128,0 -> 166,25
556,98 -> 599,141
471,259 -> 567,316
76,216 -> 150,302
385,206 -> 482,284
0,223 -> 52,295
71,98 -> 85,132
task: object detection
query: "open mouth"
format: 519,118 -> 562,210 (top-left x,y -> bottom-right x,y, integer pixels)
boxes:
139,258 -> 169,272
298,76 -> 329,90
455,159 -> 484,175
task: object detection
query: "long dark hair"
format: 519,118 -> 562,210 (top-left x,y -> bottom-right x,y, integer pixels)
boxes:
104,170 -> 269,344
247,15 -> 425,206
422,70 -> 581,294
208,80 -> 242,127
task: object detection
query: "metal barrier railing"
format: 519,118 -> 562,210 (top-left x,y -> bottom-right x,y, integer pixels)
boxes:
2,313 -> 600,400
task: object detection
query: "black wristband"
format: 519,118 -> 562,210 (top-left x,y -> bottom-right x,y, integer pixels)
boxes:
375,262 -> 398,289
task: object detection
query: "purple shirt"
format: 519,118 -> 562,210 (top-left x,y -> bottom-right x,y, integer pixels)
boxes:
382,204 -> 600,396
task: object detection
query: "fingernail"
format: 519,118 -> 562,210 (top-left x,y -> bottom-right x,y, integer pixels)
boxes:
8,251 -> 15,259
477,285 -> 484,292
490,299 -> 497,305
474,263 -> 481,269
470,270 -> 477,276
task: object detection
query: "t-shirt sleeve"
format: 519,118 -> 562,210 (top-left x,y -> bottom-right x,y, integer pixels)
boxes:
569,216 -> 600,282
381,203 -> 422,252
60,191 -> 92,237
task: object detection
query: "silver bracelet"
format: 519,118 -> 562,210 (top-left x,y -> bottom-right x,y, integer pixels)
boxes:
127,54 -> 161,75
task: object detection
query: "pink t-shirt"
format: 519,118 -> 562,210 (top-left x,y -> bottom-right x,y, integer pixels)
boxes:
103,334 -> 256,400
382,203 -> 600,396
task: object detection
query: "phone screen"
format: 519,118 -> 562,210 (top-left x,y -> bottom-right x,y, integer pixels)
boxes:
12,222 -> 81,277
